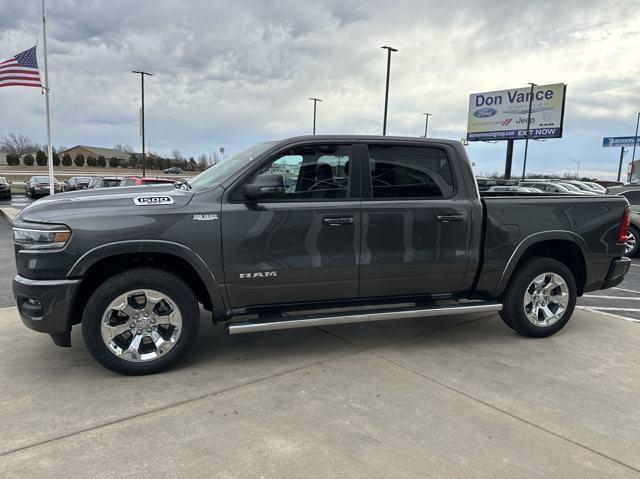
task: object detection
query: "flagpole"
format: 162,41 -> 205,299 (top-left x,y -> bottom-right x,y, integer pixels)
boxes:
42,0 -> 54,195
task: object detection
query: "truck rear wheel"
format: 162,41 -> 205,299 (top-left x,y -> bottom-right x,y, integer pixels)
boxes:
625,225 -> 640,257
500,257 -> 577,338
82,268 -> 200,375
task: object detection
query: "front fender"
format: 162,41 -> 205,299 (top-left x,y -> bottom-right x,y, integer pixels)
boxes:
68,240 -> 227,318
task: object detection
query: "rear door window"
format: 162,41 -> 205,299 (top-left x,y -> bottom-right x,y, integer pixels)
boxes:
367,145 -> 454,199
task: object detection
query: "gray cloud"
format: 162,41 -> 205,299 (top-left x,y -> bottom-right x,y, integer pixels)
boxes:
0,0 -> 639,178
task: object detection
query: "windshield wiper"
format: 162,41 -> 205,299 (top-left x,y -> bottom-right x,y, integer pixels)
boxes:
175,180 -> 192,190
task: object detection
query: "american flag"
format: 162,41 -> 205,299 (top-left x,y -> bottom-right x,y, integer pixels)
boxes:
0,46 -> 43,89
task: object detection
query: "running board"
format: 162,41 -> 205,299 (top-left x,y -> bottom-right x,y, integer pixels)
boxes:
227,301 -> 502,335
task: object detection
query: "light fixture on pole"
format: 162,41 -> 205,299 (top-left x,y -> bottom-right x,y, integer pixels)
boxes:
132,70 -> 153,177
308,97 -> 322,135
521,82 -> 537,180
381,46 -> 398,135
422,113 -> 432,138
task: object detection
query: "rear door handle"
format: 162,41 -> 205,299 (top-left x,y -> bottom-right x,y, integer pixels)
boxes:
436,214 -> 464,223
323,216 -> 354,226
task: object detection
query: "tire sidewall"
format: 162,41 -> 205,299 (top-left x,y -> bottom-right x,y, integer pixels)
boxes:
503,257 -> 577,338
82,268 -> 199,375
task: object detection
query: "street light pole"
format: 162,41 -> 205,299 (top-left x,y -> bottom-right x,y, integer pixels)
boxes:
381,46 -> 398,135
422,113 -> 432,138
308,97 -> 322,135
132,70 -> 153,176
521,82 -> 537,180
569,158 -> 580,178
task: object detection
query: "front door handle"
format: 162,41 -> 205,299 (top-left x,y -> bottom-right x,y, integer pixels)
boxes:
323,216 -> 354,226
436,214 -> 464,223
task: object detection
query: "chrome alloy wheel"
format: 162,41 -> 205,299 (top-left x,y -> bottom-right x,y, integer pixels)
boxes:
523,273 -> 569,327
625,230 -> 636,255
100,289 -> 183,362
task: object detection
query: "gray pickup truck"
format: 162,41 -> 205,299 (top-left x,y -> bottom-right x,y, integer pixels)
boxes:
12,136 -> 631,375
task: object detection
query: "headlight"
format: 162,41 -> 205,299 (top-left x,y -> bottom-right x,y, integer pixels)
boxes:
13,226 -> 71,250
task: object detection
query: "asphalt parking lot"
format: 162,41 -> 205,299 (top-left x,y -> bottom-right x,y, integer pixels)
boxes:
0,214 -> 639,477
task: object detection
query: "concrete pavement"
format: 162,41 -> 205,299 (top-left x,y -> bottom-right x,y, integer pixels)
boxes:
1,306 -> 639,478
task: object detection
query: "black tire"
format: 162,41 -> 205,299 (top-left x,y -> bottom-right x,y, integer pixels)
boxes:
499,257 -> 577,338
626,225 -> 640,258
82,268 -> 200,375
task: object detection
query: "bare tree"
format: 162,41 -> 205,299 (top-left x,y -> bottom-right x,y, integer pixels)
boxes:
171,149 -> 184,161
1,133 -> 37,155
210,149 -> 223,165
197,153 -> 209,170
113,144 -> 134,153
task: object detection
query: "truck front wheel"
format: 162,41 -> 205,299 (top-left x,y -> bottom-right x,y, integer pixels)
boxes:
82,268 -> 200,375
500,257 -> 577,338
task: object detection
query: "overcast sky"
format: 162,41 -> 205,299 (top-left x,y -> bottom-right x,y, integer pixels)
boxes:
1,0 -> 639,178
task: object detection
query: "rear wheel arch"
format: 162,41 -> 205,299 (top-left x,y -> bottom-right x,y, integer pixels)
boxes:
497,235 -> 588,298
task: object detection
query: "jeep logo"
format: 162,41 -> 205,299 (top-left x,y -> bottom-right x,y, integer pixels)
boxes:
239,271 -> 277,279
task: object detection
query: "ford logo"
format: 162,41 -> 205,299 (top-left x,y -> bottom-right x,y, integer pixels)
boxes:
473,108 -> 497,118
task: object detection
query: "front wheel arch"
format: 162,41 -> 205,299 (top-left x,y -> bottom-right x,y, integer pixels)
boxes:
69,251 -> 221,329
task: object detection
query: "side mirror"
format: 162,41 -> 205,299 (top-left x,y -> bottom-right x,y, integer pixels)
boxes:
243,174 -> 285,202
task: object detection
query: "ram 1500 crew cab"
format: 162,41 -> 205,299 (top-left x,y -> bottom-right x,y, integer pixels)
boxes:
12,136 -> 631,374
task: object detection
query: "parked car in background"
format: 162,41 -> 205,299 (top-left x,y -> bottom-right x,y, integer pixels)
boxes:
25,176 -> 64,198
65,176 -> 93,191
163,167 -> 183,174
574,181 -> 606,194
554,182 -> 599,195
87,177 -> 123,189
0,177 -> 11,200
119,177 -> 176,187
607,184 -> 640,196
613,188 -> 640,257
519,181 -> 572,194
485,186 -> 540,193
562,181 -> 601,195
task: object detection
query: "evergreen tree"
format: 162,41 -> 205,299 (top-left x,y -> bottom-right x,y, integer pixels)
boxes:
36,150 -> 48,166
23,153 -> 35,166
72,154 -> 84,167
6,153 -> 19,166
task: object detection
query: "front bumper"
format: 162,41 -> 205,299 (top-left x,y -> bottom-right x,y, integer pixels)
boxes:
602,257 -> 631,289
13,275 -> 81,343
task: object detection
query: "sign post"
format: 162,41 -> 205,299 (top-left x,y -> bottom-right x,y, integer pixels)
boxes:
618,147 -> 626,182
603,137 -> 639,182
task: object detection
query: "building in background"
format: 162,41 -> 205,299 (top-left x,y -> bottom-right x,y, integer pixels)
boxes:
58,145 -> 137,166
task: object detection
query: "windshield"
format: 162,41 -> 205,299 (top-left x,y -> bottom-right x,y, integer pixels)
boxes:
187,141 -> 278,190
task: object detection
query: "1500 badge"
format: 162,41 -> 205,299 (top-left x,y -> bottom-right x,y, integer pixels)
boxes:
133,196 -> 175,206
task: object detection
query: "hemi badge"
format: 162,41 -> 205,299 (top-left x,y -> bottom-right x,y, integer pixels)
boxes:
133,196 -> 175,206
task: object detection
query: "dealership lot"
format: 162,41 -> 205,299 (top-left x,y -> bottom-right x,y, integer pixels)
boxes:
0,215 -> 639,477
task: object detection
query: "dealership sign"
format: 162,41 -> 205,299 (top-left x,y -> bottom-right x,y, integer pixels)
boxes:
466,83 -> 566,141
602,136 -> 640,148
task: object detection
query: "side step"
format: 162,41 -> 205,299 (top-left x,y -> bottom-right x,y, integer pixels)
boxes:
227,301 -> 502,335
